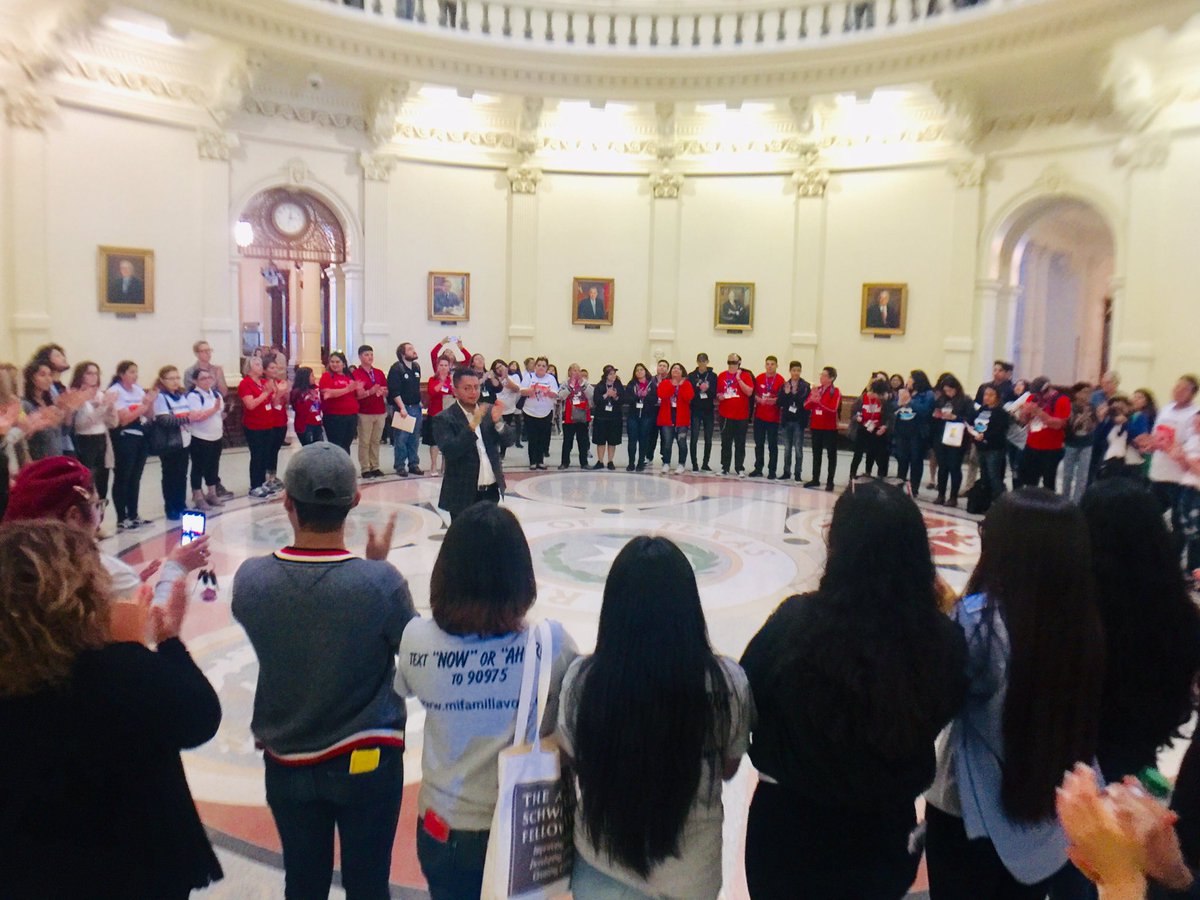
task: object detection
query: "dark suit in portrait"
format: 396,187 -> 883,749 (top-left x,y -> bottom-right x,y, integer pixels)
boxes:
433,287 -> 462,316
108,271 -> 145,305
719,291 -> 750,326
576,289 -> 607,321
432,403 -> 514,519
865,294 -> 902,330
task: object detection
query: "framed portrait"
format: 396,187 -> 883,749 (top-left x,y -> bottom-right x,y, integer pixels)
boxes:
714,282 -> 754,332
572,277 -> 614,326
98,246 -> 154,314
860,283 -> 908,335
428,271 -> 470,322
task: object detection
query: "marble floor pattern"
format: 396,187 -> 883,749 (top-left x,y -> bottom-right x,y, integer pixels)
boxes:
99,442 -> 1187,899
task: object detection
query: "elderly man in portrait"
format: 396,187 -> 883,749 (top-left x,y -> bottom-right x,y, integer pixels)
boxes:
719,287 -> 750,326
577,285 -> 607,321
108,259 -> 144,304
866,289 -> 901,329
433,277 -> 463,317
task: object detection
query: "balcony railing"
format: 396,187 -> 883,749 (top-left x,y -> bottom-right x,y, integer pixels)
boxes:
328,0 -> 1017,52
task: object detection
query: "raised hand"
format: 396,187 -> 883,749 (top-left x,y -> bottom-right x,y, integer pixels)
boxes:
151,578 -> 189,644
365,513 -> 397,561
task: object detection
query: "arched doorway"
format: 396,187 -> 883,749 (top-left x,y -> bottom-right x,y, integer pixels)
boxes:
989,197 -> 1116,384
235,187 -> 348,372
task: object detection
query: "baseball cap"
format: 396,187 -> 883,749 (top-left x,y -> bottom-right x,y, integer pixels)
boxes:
284,442 -> 357,506
4,456 -> 94,523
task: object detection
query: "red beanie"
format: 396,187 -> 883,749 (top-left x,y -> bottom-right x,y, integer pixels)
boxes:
3,456 -> 95,523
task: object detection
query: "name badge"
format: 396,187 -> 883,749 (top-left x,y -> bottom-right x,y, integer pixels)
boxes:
636,401 -> 644,410
788,404 -> 797,414
606,404 -> 613,412
670,398 -> 677,408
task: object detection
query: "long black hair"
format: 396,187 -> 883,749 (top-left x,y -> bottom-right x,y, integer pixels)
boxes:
572,536 -> 731,878
798,481 -> 966,758
1082,479 -> 1200,775
965,488 -> 1105,822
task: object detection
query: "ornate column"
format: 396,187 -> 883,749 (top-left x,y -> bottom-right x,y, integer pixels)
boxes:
296,263 -> 324,372
505,165 -> 542,360
342,263 -> 365,353
647,171 -> 683,360
197,129 -> 239,371
1112,133 -> 1169,388
974,278 -> 1002,380
789,149 -> 828,375
360,151 -> 396,351
5,88 -> 56,360
944,158 -> 988,379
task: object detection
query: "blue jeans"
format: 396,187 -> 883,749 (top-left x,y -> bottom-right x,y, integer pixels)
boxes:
627,415 -> 655,467
660,425 -> 689,466
392,403 -> 422,471
893,430 -> 926,493
415,818 -> 490,900
572,854 -> 656,899
780,422 -> 805,479
1061,444 -> 1093,502
264,746 -> 404,900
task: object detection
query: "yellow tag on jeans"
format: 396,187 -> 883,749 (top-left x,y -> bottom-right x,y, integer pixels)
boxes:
348,748 -> 380,774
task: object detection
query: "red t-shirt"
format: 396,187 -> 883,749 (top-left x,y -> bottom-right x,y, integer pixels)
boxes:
292,387 -> 323,432
267,378 -> 288,428
656,379 -> 695,427
1025,393 -> 1071,451
319,372 -> 359,416
717,370 -> 753,421
427,377 -> 454,417
806,385 -> 842,431
754,373 -> 785,423
353,366 -> 387,415
857,391 -> 883,429
238,376 -> 274,431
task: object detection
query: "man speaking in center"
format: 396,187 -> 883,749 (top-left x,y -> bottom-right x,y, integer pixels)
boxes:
432,367 -> 514,520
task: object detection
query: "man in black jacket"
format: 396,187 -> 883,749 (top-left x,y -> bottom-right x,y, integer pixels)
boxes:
387,342 -> 423,477
432,368 -> 514,520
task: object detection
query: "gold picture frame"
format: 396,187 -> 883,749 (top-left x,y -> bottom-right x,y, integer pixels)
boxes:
572,277 -> 614,326
714,282 -> 754,331
861,282 -> 907,335
98,246 -> 155,314
428,271 -> 470,322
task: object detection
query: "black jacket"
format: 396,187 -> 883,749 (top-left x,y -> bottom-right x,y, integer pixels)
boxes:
624,380 -> 658,419
432,403 -> 515,518
0,638 -> 223,897
592,378 -> 624,420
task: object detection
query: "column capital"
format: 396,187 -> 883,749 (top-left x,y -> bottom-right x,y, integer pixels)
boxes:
506,165 -> 542,195
792,165 -> 829,199
4,86 -> 56,130
649,171 -> 683,200
950,157 -> 989,189
1113,132 -> 1170,171
359,151 -> 397,182
197,128 -> 239,161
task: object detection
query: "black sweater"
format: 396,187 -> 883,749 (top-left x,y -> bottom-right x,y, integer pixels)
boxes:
0,638 -> 223,898
740,594 -> 966,829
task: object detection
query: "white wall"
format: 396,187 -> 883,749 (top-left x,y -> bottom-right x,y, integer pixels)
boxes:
2,101 -> 1195,400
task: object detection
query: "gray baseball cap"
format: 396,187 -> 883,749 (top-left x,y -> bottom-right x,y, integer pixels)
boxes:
284,442 -> 357,506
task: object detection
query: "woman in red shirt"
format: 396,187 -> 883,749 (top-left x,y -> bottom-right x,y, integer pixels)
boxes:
289,367 -> 324,446
263,355 -> 290,494
425,357 -> 454,475
804,366 -> 842,491
238,355 -> 278,497
319,351 -> 359,455
657,363 -> 695,475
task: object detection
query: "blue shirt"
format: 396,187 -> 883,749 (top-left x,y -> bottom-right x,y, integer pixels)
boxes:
945,593 -> 1069,885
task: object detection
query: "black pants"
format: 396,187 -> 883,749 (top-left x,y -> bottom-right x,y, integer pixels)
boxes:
936,443 -> 966,498
894,430 -> 927,494
74,432 -> 110,500
560,422 -> 589,466
925,804 -> 1054,900
298,425 -> 325,446
245,427 -> 274,490
160,448 -> 189,519
112,431 -> 148,521
1154,481 -> 1187,563
323,413 -> 357,455
746,781 -> 918,900
627,415 -> 655,467
753,419 -> 779,475
451,485 -> 501,522
1019,447 -> 1064,491
189,437 -> 222,490
809,429 -> 838,486
268,425 -> 287,474
720,417 -> 748,473
689,407 -> 714,468
850,428 -> 891,479
524,413 -> 552,465
501,414 -> 519,457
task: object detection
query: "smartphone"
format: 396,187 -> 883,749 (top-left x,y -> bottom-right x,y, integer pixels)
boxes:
180,510 -> 207,546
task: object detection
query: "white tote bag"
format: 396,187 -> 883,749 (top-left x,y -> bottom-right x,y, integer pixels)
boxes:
942,421 -> 966,448
480,620 -> 573,900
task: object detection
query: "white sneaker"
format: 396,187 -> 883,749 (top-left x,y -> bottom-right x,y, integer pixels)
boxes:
660,461 -> 670,475
675,464 -> 685,475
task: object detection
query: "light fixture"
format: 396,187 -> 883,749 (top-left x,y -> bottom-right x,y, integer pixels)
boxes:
234,221 -> 254,248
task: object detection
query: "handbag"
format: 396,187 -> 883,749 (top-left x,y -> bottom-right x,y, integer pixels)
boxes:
942,421 -> 966,448
480,620 -> 573,900
147,394 -> 184,456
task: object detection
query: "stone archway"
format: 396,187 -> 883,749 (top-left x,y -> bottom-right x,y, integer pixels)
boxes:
984,195 -> 1116,384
